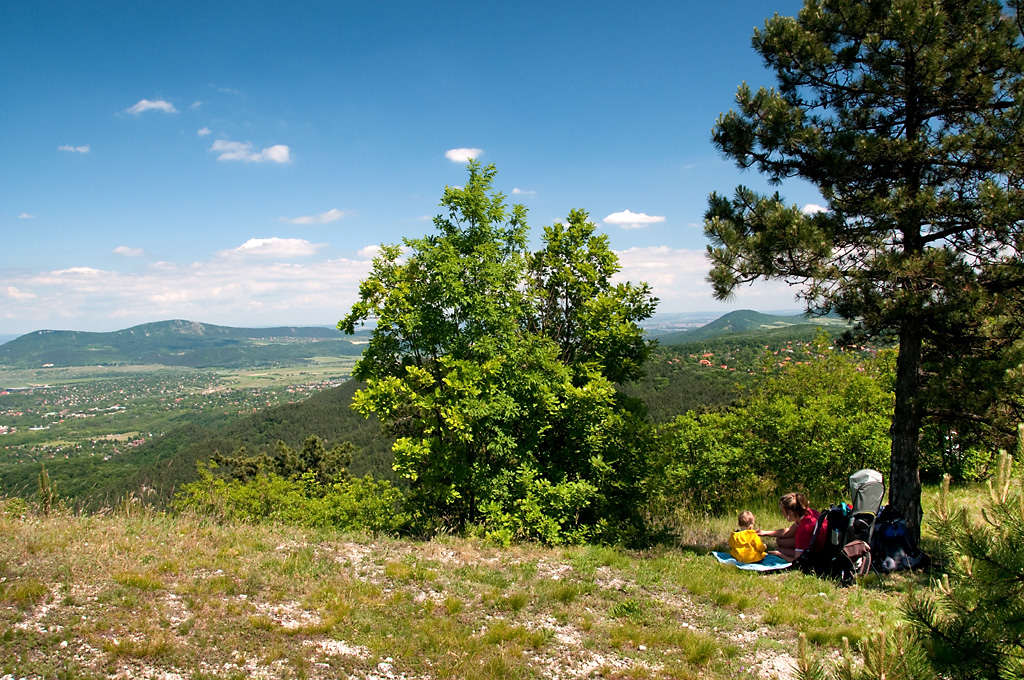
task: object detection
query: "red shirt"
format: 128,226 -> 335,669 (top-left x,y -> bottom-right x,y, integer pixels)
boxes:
794,508 -> 824,553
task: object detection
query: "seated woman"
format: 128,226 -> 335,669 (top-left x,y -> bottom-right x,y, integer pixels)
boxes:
757,492 -> 824,563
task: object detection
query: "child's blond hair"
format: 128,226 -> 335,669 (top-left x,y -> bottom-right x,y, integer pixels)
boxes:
737,510 -> 756,529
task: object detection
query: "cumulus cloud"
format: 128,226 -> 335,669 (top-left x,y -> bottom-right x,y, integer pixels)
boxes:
218,237 -> 325,258
0,252 -> 373,332
512,188 -> 536,197
3,286 -> 36,301
281,209 -> 353,225
613,246 -> 803,310
802,203 -> 828,215
191,101 -> 202,109
211,140 -> 291,163
197,127 -> 212,136
603,210 -> 666,229
126,99 -> 178,114
58,144 -> 90,154
114,246 -> 145,257
19,213 -> 35,219
445,148 -> 482,163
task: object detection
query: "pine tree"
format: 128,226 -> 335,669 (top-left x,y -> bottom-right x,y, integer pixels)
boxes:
705,0 -> 1024,543
903,426 -> 1024,678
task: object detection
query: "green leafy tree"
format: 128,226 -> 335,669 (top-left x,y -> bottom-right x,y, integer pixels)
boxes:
340,162 -> 656,543
650,340 -> 892,516
526,208 -> 656,385
704,0 -> 1024,541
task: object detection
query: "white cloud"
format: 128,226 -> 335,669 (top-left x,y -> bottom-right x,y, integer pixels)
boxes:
191,101 -> 202,109
512,188 -> 536,197
445,148 -> 482,163
613,246 -> 803,311
211,140 -> 291,163
802,203 -> 828,215
197,127 -> 212,136
58,144 -> 90,154
0,252 -> 373,332
0,238 -> 808,333
603,210 -> 666,229
282,208 -> 352,225
126,99 -> 178,114
18,213 -> 35,219
219,237 -> 325,258
3,286 -> 36,301
114,246 -> 145,257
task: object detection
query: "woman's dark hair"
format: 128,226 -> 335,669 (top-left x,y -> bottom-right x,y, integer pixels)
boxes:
779,492 -> 809,517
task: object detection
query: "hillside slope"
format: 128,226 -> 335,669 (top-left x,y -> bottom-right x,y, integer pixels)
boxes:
0,508 -> 904,680
0,319 -> 366,369
0,380 -> 396,507
657,310 -> 849,345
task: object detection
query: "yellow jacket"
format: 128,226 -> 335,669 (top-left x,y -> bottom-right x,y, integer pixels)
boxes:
729,529 -> 767,563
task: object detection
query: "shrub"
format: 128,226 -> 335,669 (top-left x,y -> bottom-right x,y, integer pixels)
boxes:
649,342 -> 892,515
174,462 -> 408,534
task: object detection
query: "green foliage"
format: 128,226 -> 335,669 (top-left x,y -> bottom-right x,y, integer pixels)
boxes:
704,0 -> 1024,541
918,422 -> 995,483
903,432 -> 1024,679
340,162 -> 656,544
212,435 -> 353,486
650,340 -> 893,515
526,208 -> 656,385
174,462 -> 407,534
795,630 -> 936,680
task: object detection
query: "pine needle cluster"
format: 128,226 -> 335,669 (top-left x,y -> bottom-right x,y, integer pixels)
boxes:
903,426 -> 1024,679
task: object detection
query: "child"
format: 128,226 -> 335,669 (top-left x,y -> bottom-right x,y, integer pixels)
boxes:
729,510 -> 767,563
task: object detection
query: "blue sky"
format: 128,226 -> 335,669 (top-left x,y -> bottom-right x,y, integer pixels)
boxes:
1,0 -> 819,335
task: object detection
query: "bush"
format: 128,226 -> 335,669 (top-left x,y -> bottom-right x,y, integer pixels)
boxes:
649,342 -> 893,516
174,462 -> 408,534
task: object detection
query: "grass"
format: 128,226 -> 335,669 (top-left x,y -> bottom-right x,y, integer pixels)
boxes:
0,500 -> 935,680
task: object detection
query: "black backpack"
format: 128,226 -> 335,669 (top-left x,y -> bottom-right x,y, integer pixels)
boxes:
871,505 -> 930,572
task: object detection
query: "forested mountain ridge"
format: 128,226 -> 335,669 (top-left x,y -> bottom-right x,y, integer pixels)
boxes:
0,319 -> 366,369
656,309 -> 850,345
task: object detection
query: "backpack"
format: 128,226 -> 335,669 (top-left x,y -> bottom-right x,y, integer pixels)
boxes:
871,505 -> 930,572
796,503 -> 876,586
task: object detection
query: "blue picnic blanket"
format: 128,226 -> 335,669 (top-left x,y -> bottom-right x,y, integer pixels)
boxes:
711,551 -> 793,571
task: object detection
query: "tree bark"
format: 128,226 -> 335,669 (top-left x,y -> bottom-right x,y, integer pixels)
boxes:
890,315 -> 924,544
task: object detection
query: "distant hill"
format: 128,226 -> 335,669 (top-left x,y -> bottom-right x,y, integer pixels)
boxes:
656,310 -> 850,345
0,319 -> 368,369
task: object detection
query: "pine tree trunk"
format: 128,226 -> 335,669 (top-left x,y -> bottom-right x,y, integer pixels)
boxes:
890,316 -> 924,544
